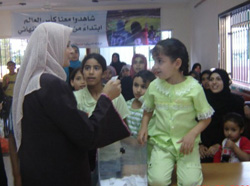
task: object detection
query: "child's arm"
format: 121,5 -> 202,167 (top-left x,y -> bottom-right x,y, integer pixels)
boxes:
137,110 -> 153,145
225,139 -> 250,161
177,117 -> 211,155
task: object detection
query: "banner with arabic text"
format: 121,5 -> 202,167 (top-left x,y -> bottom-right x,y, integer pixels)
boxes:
12,9 -> 160,48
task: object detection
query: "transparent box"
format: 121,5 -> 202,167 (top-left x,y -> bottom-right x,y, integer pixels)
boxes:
98,136 -> 147,186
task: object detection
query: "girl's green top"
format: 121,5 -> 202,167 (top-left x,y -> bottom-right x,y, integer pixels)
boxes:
142,76 -> 214,153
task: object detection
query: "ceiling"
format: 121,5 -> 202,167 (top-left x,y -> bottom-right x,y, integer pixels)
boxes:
0,0 -> 192,11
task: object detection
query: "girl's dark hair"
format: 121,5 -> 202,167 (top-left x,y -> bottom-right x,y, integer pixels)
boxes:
192,63 -> 201,71
69,67 -> 82,81
223,112 -> 245,129
81,53 -> 107,72
133,70 -> 156,84
151,38 -> 189,75
200,70 -> 211,78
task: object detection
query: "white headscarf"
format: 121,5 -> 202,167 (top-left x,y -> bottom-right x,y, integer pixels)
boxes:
12,22 -> 73,150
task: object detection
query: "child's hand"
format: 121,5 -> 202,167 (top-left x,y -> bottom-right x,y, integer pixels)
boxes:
224,139 -> 235,149
137,126 -> 148,146
177,132 -> 196,155
206,144 -> 220,157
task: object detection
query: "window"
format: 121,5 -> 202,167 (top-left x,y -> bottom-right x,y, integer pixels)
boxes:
0,39 -> 28,78
0,30 -> 172,78
100,30 -> 172,69
218,2 -> 250,88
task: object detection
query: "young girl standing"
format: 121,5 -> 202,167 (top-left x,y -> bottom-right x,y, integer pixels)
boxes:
126,70 -> 155,137
122,70 -> 155,178
74,53 -> 129,182
137,38 -> 214,186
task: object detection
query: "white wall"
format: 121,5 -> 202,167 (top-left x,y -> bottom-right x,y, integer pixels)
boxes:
0,11 -> 12,38
189,0 -> 247,71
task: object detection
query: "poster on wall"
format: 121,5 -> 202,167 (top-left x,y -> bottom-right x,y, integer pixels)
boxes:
12,8 -> 160,48
106,8 -> 161,46
12,11 -> 108,48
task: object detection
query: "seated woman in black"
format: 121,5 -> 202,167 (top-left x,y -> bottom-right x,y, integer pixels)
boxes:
200,68 -> 245,162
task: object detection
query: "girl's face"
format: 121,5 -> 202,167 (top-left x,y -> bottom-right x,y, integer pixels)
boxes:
209,73 -> 224,93
153,54 -> 180,83
224,121 -> 243,142
133,77 -> 149,99
133,57 -> 146,74
122,68 -> 130,77
70,71 -> 86,91
71,47 -> 80,61
83,58 -> 104,87
104,69 -> 113,81
201,73 -> 210,90
63,42 -> 73,67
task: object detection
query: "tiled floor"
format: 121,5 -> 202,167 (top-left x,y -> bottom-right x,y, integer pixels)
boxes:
3,155 -> 14,186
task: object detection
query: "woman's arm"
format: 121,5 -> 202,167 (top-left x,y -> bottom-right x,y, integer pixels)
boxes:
9,133 -> 22,186
39,74 -> 130,150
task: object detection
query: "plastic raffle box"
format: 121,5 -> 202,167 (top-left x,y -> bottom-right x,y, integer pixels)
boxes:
98,136 -> 148,186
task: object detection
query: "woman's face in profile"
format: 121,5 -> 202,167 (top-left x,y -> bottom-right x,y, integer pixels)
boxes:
71,47 -> 80,61
63,42 -> 74,67
209,72 -> 224,93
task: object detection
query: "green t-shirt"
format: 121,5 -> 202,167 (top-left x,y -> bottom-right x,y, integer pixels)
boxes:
2,73 -> 17,97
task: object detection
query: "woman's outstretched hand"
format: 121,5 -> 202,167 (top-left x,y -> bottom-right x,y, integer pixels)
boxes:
103,79 -> 121,100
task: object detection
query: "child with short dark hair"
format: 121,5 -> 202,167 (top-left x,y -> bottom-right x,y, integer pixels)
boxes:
213,112 -> 250,162
121,70 -> 155,182
69,67 -> 86,91
126,70 -> 156,137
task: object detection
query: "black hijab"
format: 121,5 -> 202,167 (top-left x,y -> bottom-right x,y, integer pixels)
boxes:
202,68 -> 245,150
207,69 -> 231,108
110,53 -> 126,75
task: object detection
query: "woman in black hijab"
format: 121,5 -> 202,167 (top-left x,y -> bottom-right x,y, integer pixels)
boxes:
200,69 -> 245,162
110,53 -> 126,76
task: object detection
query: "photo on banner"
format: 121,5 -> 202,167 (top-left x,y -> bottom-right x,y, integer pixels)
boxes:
106,8 -> 161,46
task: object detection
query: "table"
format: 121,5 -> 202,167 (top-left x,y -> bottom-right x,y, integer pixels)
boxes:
171,162 -> 250,186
